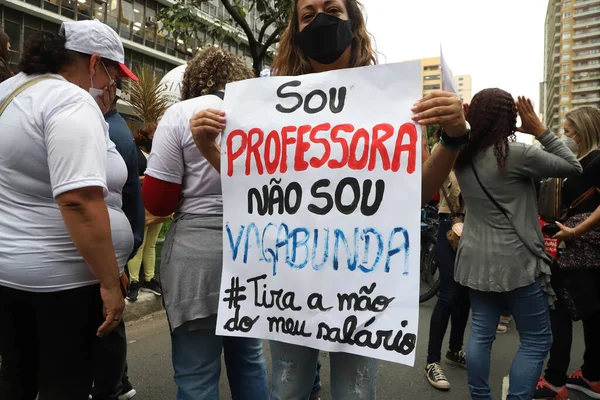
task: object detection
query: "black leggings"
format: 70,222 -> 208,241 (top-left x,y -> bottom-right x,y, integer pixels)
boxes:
0,284 -> 103,400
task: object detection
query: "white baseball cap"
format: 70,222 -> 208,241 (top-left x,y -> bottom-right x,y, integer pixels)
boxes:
60,20 -> 138,81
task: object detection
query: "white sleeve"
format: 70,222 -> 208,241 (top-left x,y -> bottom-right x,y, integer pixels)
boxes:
145,108 -> 185,184
45,102 -> 108,198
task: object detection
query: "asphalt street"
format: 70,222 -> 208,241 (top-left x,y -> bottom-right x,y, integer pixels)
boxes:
125,300 -> 589,400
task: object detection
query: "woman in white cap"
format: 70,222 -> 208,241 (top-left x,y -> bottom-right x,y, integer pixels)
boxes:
0,20 -> 138,399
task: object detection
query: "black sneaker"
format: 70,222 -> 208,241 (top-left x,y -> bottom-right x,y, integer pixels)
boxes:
566,369 -> 600,399
118,376 -> 137,400
141,278 -> 162,296
425,362 -> 450,390
127,281 -> 140,302
445,349 -> 466,369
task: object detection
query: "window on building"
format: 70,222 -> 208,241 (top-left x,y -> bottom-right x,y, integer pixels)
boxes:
132,0 -> 145,44
25,0 -> 42,7
562,32 -> 571,40
423,65 -> 439,72
561,95 -> 570,103
562,74 -> 570,81
563,1 -> 571,9
562,43 -> 571,50
145,1 -> 157,48
119,0 -> 135,39
423,74 -> 440,81
77,0 -> 92,20
563,11 -> 571,18
563,21 -> 571,29
44,0 -> 59,14
42,20 -> 60,34
61,0 -> 76,19
3,10 -> 21,73
423,84 -> 441,91
106,0 -> 120,31
561,106 -> 569,113
561,84 -> 570,92
562,63 -> 570,71
561,54 -> 571,60
24,15 -> 42,47
94,2 -> 106,22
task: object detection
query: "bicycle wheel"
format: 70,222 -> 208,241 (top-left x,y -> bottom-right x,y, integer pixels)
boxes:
419,235 -> 440,303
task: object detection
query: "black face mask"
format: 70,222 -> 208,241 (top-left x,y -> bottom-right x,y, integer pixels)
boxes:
295,13 -> 353,65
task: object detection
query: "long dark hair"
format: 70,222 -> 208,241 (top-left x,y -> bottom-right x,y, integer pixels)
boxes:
455,88 -> 517,169
0,31 -> 9,65
272,0 -> 377,76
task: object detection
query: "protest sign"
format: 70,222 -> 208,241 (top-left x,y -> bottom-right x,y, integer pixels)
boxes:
215,61 -> 422,366
441,47 -> 458,95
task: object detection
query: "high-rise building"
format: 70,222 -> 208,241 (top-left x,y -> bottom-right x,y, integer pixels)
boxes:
1,0 -> 272,117
454,74 -> 473,103
542,0 -> 600,134
417,57 -> 472,102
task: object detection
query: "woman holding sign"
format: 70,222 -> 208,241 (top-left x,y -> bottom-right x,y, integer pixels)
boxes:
453,90 -> 582,400
142,48 -> 268,400
190,1 -> 470,399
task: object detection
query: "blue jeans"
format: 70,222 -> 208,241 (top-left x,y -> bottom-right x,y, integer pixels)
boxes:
270,341 -> 378,400
467,279 -> 552,400
170,327 -> 268,400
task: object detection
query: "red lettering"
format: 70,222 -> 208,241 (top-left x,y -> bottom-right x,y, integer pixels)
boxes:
280,126 -> 298,173
294,125 -> 312,172
327,124 -> 353,169
391,123 -> 418,174
264,130 -> 281,174
226,129 -> 248,177
246,128 -> 265,175
348,128 -> 370,170
309,123 -> 332,168
369,123 -> 394,171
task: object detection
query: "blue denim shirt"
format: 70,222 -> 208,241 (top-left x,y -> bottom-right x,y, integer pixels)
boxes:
104,109 -> 145,260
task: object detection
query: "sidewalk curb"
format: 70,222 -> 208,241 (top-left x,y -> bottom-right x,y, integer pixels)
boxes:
123,291 -> 164,322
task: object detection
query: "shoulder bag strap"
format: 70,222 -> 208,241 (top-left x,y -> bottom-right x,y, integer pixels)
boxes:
470,162 -> 508,218
470,162 -> 550,259
0,76 -> 60,117
440,184 -> 457,217
569,186 -> 597,211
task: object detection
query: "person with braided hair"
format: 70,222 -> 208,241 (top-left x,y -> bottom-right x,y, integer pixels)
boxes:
453,88 -> 583,400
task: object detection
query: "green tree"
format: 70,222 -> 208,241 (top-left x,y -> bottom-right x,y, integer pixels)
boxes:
425,124 -> 440,152
157,0 -> 293,75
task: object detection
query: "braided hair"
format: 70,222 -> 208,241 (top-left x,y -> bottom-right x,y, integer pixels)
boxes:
455,88 -> 517,169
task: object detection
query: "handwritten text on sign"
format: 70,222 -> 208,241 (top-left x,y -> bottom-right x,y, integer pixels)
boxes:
216,62 -> 422,365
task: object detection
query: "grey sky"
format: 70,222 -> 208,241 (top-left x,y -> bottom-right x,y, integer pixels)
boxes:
362,0 -> 548,143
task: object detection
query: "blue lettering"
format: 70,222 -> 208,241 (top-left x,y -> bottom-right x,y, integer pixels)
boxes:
243,223 -> 263,264
333,228 -> 359,271
226,222 -> 245,261
287,228 -> 309,270
359,228 -> 383,273
311,228 -> 330,271
386,227 -> 409,274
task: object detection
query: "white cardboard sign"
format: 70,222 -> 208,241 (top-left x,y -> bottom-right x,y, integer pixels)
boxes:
216,61 -> 422,365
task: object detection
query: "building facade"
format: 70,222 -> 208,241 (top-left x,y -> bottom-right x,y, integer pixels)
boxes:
1,0 -> 271,117
542,0 -> 600,134
418,56 -> 472,102
454,74 -> 472,103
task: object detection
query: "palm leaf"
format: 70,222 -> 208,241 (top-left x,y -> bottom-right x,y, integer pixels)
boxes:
127,65 -> 170,124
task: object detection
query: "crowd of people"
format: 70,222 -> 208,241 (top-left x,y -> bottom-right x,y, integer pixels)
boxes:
0,0 -> 599,399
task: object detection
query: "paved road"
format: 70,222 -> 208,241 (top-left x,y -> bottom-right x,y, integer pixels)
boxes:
125,300 -> 588,400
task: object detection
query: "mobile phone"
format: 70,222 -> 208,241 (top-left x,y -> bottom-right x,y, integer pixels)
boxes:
542,223 -> 560,237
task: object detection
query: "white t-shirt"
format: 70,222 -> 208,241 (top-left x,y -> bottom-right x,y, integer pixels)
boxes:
0,73 -> 133,292
146,95 -> 223,215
